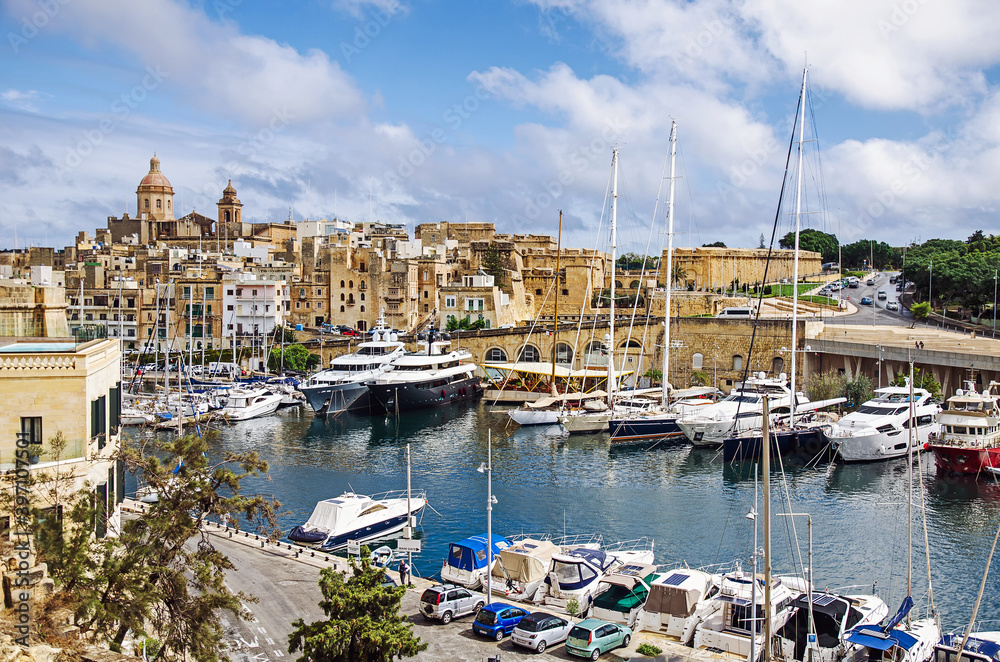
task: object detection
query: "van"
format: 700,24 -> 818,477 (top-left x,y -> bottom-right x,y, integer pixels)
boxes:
716,307 -> 754,319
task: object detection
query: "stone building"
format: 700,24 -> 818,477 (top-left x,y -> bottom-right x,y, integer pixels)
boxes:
667,246 -> 823,291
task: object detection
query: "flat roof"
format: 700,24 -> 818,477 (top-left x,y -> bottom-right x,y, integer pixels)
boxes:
0,342 -> 79,353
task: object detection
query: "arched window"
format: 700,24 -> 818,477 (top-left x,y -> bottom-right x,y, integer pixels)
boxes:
224,210 -> 230,222
619,339 -> 642,349
614,280 -> 623,288
732,355 -> 744,371
340,293 -> 345,301
361,293 -> 365,301
518,344 -> 540,362
772,357 -> 784,375
692,353 -> 704,370
486,347 -> 507,362
585,340 -> 604,354
630,280 -> 640,288
144,199 -> 149,210
340,305 -> 345,312
340,280 -> 345,288
156,199 -> 162,210
360,281 -> 366,289
556,343 -> 573,365
360,305 -> 365,312
167,200 -> 171,209
349,280 -> 354,288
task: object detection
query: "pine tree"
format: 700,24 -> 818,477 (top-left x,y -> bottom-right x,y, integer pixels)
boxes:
288,551 -> 426,662
759,233 -> 766,249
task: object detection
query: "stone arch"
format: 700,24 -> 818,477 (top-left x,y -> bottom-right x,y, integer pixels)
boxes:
732,355 -> 744,371
486,347 -> 508,362
619,339 -> 642,349
555,342 -> 573,365
771,356 -> 784,375
518,344 -> 540,362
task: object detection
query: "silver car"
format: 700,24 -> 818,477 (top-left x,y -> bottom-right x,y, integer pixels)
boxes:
512,612 -> 574,653
419,584 -> 484,624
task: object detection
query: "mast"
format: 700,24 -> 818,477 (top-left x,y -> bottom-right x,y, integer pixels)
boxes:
762,396 -> 772,662
608,149 -> 618,404
662,121 -> 677,405
551,210 -> 563,396
405,443 -> 412,587
749,463 -> 758,662
790,66 -> 807,425
906,358 -> 914,619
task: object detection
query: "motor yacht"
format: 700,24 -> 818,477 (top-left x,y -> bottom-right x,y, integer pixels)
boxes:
299,318 -> 406,415
217,385 -> 283,421
541,547 -> 619,614
287,489 -> 426,550
592,563 -> 659,629
928,380 -> 1000,475
678,372 -> 807,447
826,384 -> 941,462
490,537 -> 562,602
933,631 -> 1000,662
365,328 -> 482,414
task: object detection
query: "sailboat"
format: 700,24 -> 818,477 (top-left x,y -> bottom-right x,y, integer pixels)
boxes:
717,64 -> 844,462
559,148 -> 625,434
845,361 -> 940,662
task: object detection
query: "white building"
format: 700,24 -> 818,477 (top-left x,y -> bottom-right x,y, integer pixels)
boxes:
221,274 -> 288,357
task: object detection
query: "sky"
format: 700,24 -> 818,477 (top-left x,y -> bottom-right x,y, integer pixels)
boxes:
2,0 -> 1000,254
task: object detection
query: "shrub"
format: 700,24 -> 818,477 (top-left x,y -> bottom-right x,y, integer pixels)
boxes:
637,643 -> 663,656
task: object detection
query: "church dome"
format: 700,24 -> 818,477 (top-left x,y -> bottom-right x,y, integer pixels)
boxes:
139,154 -> 172,189
223,179 -> 237,196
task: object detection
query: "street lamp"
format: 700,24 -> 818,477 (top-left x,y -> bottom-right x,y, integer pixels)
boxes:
477,430 -> 498,605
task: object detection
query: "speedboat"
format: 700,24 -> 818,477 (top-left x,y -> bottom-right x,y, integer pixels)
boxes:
542,547 -> 619,615
217,386 -> 283,421
693,570 -> 809,661
491,537 -> 562,602
592,563 -> 658,628
638,568 -> 721,644
299,316 -> 406,415
441,533 -> 512,590
678,372 -> 807,447
777,591 -> 889,662
287,489 -> 426,550
928,380 -> 1000,475
365,328 -> 482,414
826,383 -> 941,462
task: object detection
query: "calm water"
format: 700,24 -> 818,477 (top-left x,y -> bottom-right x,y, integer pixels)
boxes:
177,401 -> 998,632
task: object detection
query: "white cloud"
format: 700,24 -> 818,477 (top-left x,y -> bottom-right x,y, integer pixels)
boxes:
3,0 -> 365,126
1,89 -> 43,112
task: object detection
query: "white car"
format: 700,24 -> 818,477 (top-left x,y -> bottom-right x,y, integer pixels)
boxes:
886,301 -> 899,311
512,612 -> 574,654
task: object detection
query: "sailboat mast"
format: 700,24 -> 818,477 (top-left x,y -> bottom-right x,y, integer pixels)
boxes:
551,210 -> 563,396
662,121 -> 677,404
762,396 -> 772,662
907,358 -> 914,613
608,149 -> 618,403
790,67 -> 807,424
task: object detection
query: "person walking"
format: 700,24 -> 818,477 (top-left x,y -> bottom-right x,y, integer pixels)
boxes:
399,558 -> 410,587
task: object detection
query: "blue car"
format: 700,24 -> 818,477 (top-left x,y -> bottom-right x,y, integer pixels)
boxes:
860,296 -> 873,305
472,602 -> 528,641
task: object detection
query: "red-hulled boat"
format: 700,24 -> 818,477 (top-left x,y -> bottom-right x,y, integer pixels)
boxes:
928,379 -> 1000,475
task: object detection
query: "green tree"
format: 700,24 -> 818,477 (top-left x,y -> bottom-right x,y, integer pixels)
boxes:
702,241 -> 727,248
288,550 -> 426,662
843,374 -> 873,409
690,370 -> 710,386
779,229 -> 839,263
34,433 -> 279,660
910,301 -> 930,325
806,370 -> 847,402
480,244 -> 506,289
758,233 -> 766,249
890,368 -> 942,400
268,343 -> 312,372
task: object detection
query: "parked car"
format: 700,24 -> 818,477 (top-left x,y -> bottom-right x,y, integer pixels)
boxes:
419,584 -> 484,624
861,297 -> 874,306
886,301 -> 899,311
472,603 -> 528,641
512,612 -> 574,653
341,329 -> 361,337
565,619 -> 632,660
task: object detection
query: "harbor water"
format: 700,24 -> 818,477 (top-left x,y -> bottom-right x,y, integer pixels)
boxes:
169,400 -> 999,631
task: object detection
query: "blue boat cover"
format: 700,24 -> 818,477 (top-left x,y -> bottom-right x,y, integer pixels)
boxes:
565,547 -> 615,571
940,634 -> 1000,662
846,627 -> 919,652
447,534 -> 512,572
884,596 -> 913,631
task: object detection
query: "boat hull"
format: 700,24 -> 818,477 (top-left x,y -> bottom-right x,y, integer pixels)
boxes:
366,376 -> 483,414
608,415 -> 683,443
301,381 -> 372,415
559,412 -> 611,434
319,503 -> 425,551
930,444 -> 1000,475
722,427 -> 830,463
827,423 -> 938,462
508,409 -> 560,426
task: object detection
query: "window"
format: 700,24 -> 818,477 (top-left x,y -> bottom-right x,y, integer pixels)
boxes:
227,289 -> 234,295
732,355 -> 744,371
562,289 -> 569,296
445,296 -> 456,308
91,395 -> 107,449
360,305 -> 365,312
20,417 -> 42,449
772,357 -> 784,375
692,353 -> 704,370
486,348 -> 507,362
556,343 -> 573,364
340,305 -> 345,312
349,280 -> 353,288
316,288 -> 322,295
518,344 -> 540,362
204,287 -> 214,300
156,199 -> 161,210
341,293 -> 345,301
535,288 -> 542,295
424,291 -> 428,299
317,302 -> 323,309
360,293 -> 365,301
340,280 -> 345,288
295,302 -> 300,309
227,304 -> 234,311
144,198 -> 149,210
465,298 -> 485,311
183,286 -> 191,299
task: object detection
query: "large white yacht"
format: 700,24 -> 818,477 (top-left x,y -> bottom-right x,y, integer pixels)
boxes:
365,328 -> 482,414
218,385 -> 283,421
299,317 -> 406,415
287,489 -> 426,550
677,373 -> 807,447
825,384 -> 940,462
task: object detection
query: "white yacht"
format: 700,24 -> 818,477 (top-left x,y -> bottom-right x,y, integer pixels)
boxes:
299,318 -> 406,415
218,385 -> 283,421
491,537 -> 562,602
693,570 -> 809,661
777,591 -> 889,662
287,489 -> 426,550
825,384 -> 940,462
677,372 -> 806,447
541,547 -> 620,614
637,568 -> 721,644
365,328 -> 482,414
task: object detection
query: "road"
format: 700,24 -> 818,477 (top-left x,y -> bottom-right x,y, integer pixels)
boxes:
826,271 -> 911,327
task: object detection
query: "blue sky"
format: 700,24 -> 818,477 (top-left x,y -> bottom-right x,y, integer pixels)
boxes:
3,0 -> 1000,254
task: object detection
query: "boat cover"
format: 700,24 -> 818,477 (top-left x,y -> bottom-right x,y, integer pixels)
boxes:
845,627 -> 919,652
300,496 -> 353,533
593,571 -> 657,612
563,547 -> 615,572
940,634 -> 1000,662
644,571 -> 709,618
492,538 -> 560,583
446,534 -> 512,572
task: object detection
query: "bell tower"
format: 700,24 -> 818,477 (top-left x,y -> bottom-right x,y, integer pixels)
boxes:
217,180 -> 243,239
